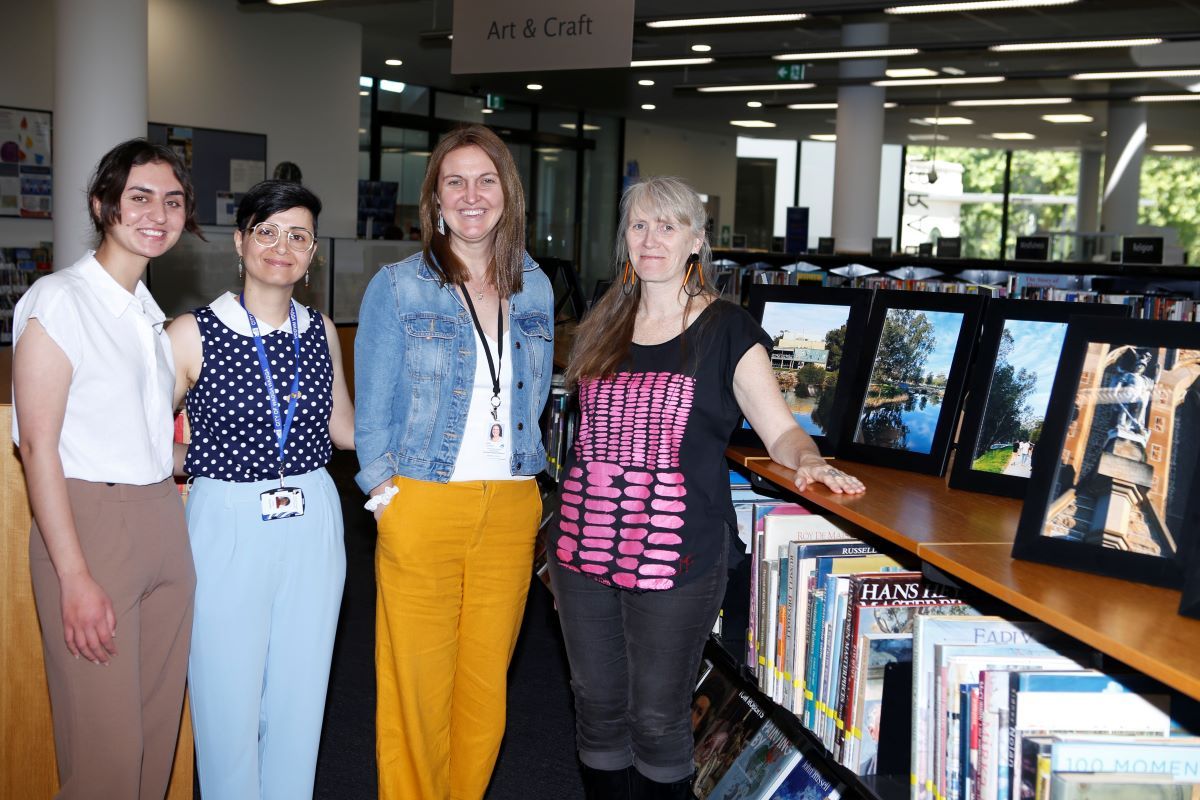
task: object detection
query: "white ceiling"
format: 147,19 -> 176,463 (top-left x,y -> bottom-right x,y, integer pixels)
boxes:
248,0 -> 1200,152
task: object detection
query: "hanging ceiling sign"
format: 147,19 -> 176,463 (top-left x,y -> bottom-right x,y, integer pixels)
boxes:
452,0 -> 634,74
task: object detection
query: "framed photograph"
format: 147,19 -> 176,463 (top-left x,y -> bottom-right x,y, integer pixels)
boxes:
838,290 -> 985,475
1012,316 -> 1200,589
949,300 -> 1132,497
735,284 -> 875,455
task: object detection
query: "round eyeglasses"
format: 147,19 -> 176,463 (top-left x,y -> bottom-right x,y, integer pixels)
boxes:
248,222 -> 316,253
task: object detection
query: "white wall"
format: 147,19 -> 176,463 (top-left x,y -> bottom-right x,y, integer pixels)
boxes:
149,0 -> 361,237
736,136 -> 798,239
623,120 -> 737,234
0,0 -> 361,246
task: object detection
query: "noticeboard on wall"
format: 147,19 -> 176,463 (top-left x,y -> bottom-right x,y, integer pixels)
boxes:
0,106 -> 53,219
148,123 -> 267,226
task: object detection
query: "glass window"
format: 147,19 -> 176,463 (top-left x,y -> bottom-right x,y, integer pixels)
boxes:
484,100 -> 533,130
378,82 -> 430,115
379,127 -> 430,241
538,108 -> 579,136
1005,150 -> 1079,259
436,92 -> 485,123
902,146 -> 1006,259
359,78 -> 373,180
1139,153 -> 1200,265
580,113 -> 620,295
532,146 -> 575,262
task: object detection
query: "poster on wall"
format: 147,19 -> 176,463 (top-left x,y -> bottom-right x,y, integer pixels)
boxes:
0,106 -> 52,218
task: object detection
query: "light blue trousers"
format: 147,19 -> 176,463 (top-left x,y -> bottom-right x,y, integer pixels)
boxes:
186,468 -> 346,800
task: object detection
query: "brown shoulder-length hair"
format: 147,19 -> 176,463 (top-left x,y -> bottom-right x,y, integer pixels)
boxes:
565,175 -> 716,389
419,124 -> 526,298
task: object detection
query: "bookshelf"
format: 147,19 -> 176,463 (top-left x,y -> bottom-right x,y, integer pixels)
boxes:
726,445 -> 1200,702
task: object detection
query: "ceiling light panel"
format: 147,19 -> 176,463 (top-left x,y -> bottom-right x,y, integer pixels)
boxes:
1134,94 -> 1200,102
885,0 -> 1078,13
1072,69 -> 1200,80
646,13 -> 807,28
873,76 -> 1005,86
950,97 -> 1071,106
773,48 -> 919,61
691,44 -> 712,52
886,68 -> 940,78
1042,113 -> 1094,123
912,116 -> 974,125
630,57 -> 714,68
989,37 -> 1162,52
384,58 -> 403,66
698,83 -> 814,92
788,103 -> 840,110
730,120 -> 777,128
637,79 -> 655,86
989,132 -> 1036,139
1151,144 -> 1194,152
810,134 -> 837,141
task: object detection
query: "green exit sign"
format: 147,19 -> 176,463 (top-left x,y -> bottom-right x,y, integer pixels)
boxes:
486,93 -> 505,110
775,64 -> 804,81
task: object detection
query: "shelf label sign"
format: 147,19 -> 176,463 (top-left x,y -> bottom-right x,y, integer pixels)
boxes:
1122,236 -> 1164,265
452,0 -> 634,74
872,237 -> 892,258
936,237 -> 961,258
1015,236 -> 1050,260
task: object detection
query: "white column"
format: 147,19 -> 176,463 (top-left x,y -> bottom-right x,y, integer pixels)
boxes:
1100,101 -> 1147,237
831,21 -> 888,254
53,0 -> 149,267
1076,148 -> 1102,233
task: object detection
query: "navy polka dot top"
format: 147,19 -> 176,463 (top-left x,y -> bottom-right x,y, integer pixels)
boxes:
184,302 -> 333,482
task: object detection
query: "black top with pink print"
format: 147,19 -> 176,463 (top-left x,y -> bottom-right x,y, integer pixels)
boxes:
551,300 -> 772,591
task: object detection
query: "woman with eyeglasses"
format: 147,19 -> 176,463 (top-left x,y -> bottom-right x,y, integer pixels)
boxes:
14,138 -> 200,798
166,179 -> 355,799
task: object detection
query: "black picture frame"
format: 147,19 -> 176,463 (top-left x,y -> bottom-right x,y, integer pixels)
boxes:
734,284 -> 875,456
837,289 -> 985,475
949,300 -> 1131,498
1178,489 -> 1200,618
1012,316 -> 1200,589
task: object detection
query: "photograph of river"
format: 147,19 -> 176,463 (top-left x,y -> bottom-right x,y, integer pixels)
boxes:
758,301 -> 853,437
853,308 -> 966,454
969,319 -> 1067,477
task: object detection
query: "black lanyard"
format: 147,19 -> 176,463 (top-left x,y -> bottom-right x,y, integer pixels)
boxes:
460,286 -> 504,420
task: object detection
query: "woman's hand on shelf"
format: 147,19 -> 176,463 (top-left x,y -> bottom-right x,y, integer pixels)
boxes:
792,458 -> 866,495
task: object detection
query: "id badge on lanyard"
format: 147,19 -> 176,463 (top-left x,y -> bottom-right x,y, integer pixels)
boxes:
242,296 -> 306,521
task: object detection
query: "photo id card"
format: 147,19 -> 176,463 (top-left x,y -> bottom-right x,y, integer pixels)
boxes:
482,420 -> 508,461
260,486 -> 305,521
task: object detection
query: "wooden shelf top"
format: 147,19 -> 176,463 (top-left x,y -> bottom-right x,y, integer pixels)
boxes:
726,445 -> 1200,701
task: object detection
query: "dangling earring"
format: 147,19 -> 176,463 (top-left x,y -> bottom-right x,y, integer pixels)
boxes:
683,253 -> 705,297
304,271 -> 310,288
237,257 -> 244,280
437,211 -> 445,235
621,259 -> 637,296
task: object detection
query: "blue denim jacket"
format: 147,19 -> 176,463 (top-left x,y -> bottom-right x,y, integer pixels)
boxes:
354,250 -> 554,492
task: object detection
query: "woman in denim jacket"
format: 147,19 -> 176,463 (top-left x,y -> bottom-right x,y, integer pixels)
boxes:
354,124 -> 554,800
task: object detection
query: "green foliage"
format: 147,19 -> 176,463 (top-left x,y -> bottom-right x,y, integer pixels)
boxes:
971,445 -> 1014,474
825,324 -> 846,373
874,309 -> 935,385
1140,154 -> 1200,265
975,330 -> 1038,458
796,363 -> 826,388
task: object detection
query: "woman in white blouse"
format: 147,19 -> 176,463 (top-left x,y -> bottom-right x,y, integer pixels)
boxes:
12,139 -> 202,798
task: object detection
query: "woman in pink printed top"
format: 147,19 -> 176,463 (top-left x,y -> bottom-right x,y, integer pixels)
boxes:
549,176 -> 865,799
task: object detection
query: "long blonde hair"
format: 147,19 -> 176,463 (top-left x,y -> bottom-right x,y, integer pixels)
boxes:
565,176 -> 716,389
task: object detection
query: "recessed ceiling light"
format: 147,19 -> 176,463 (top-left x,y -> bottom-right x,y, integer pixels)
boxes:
641,104 -> 657,110
559,123 -> 603,131
810,134 -> 837,141
873,76 -> 1004,86
646,13 -> 807,28
542,155 -> 559,161
447,34 -> 453,40
747,101 -> 763,108
1134,94 -> 1200,102
950,97 -> 1072,106
266,0 -> 325,4
942,66 -> 967,75
359,91 -> 369,97
886,68 -> 940,78
1042,113 -> 1094,123
911,116 -> 974,125
989,132 -> 1037,140
638,79 -> 656,86
698,82 -> 814,92
379,80 -> 405,94
630,57 -> 714,68
1073,69 -> 1200,80
481,108 -> 494,114
1151,144 -> 1195,152
788,103 -> 840,110
773,48 -> 919,61
908,133 -> 950,141
358,128 -> 367,134
731,120 -> 777,128
385,59 -> 404,66
885,0 -> 1078,14
692,44 -> 713,52
534,147 -> 562,153
990,37 -> 1162,52
527,83 -> 543,91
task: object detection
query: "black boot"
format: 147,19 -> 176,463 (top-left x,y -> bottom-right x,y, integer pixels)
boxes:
580,763 -> 636,800
631,769 -> 694,800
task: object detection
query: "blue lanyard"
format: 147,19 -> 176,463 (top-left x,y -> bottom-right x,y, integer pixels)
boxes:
240,295 -> 302,484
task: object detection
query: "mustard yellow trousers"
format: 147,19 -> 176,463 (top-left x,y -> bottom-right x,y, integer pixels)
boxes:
375,476 -> 542,800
